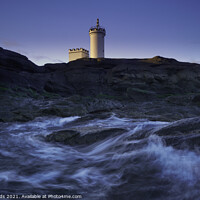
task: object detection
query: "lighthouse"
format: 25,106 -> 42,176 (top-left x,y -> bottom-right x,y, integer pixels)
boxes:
89,18 -> 106,58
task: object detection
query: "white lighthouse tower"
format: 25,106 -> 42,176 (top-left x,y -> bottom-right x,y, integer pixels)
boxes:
89,18 -> 106,58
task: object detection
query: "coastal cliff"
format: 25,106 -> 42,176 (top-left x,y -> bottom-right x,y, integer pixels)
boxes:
1,47 -> 200,122
1,47 -> 200,199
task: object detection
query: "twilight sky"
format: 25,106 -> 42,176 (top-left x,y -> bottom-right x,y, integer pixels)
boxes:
0,0 -> 200,65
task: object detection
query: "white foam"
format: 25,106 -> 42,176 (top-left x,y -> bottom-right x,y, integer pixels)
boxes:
7,116 -> 81,131
145,135 -> 200,184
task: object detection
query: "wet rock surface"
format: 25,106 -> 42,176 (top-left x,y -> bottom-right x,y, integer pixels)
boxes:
154,117 -> 200,150
1,47 -> 200,150
46,128 -> 126,146
155,117 -> 200,136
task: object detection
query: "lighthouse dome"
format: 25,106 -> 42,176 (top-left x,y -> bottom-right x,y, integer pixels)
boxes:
89,18 -> 106,35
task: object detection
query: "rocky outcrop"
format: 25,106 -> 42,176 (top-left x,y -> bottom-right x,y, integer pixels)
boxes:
46,128 -> 126,146
155,117 -> 200,149
1,47 -> 200,98
155,117 -> 200,136
0,47 -> 41,72
1,47 -> 200,122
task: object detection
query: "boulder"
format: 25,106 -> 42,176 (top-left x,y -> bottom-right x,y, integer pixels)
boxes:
155,117 -> 200,136
46,128 -> 126,146
155,117 -> 200,149
46,130 -> 80,142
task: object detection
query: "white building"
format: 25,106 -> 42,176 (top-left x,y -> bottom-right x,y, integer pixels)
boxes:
68,48 -> 89,62
89,19 -> 106,58
68,19 -> 106,62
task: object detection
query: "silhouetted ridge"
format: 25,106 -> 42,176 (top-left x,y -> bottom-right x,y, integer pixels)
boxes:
0,46 -> 200,97
0,47 -> 40,72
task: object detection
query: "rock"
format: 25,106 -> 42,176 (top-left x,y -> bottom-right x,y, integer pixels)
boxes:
1,47 -> 200,123
155,117 -> 200,149
155,117 -> 200,136
46,130 -> 80,142
192,94 -> 200,104
1,47 -> 200,99
165,94 -> 193,105
0,47 -> 41,72
126,87 -> 156,101
46,128 -> 126,146
144,56 -> 178,65
79,128 -> 126,145
163,134 -> 200,150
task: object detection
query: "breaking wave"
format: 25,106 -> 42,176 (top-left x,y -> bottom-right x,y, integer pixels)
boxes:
0,114 -> 199,199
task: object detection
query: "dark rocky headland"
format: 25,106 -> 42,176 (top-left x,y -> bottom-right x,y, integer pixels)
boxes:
2,47 -> 200,199
1,46 -> 200,122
